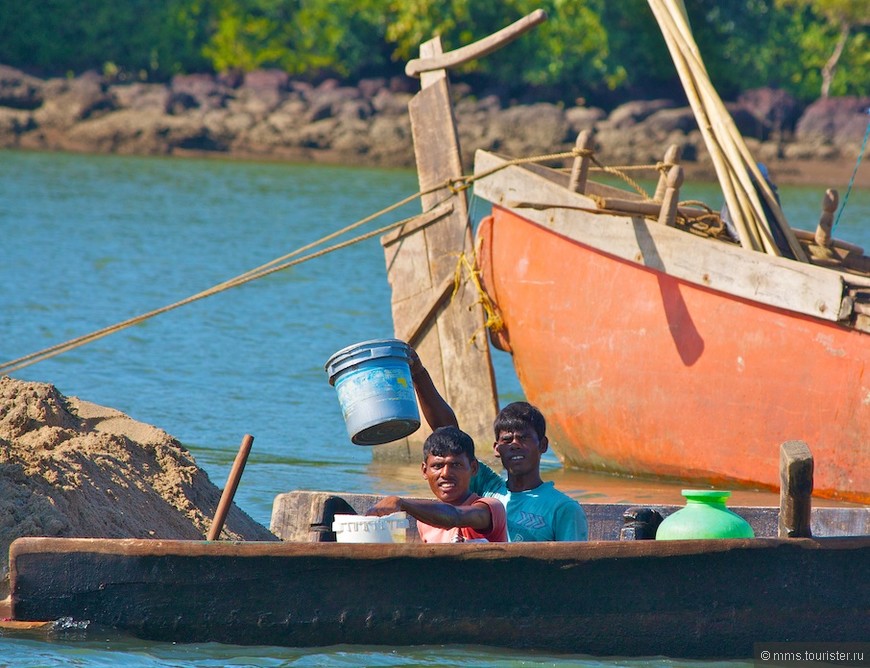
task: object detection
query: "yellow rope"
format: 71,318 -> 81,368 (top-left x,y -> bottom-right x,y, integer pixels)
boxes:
592,165 -> 651,199
453,245 -> 504,345
438,248 -> 505,346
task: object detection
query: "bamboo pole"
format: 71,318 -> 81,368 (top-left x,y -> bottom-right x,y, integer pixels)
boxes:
646,0 -> 761,252
648,0 -> 807,261
673,18 -> 798,257
654,2 -> 766,249
668,0 -> 806,260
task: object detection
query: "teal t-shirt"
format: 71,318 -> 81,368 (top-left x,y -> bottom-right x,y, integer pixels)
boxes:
469,461 -> 588,542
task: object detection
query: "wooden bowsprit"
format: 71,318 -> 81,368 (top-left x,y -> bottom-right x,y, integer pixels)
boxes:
377,12 -> 547,462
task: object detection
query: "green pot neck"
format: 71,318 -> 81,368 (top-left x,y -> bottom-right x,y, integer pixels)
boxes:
681,490 -> 731,506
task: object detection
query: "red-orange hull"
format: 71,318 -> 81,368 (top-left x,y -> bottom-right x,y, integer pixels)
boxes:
477,209 -> 870,504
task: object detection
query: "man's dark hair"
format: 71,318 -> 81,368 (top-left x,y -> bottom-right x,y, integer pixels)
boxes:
423,425 -> 475,461
493,401 -> 546,440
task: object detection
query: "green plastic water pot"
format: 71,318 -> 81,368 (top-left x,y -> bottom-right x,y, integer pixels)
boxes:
656,490 -> 755,540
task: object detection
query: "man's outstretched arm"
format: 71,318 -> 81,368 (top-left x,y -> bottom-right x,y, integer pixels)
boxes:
408,347 -> 459,429
367,495 -> 492,532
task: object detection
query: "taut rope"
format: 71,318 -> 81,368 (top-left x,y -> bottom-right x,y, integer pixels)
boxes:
0,145 -> 704,374
0,185 -> 442,374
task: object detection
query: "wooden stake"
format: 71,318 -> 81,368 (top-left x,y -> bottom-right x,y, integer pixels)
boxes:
568,130 -> 594,194
657,165 -> 683,227
815,188 -> 839,247
778,440 -> 813,538
654,144 -> 682,202
207,434 -> 254,541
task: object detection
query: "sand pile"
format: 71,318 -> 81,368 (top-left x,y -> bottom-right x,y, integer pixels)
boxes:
0,376 -> 277,589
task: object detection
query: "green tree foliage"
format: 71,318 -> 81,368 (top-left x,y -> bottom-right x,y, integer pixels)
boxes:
599,0 -> 808,102
0,0 -> 214,79
0,0 -> 865,103
689,0 -> 799,98
775,0 -> 870,98
203,0 -> 393,77
383,0 -> 619,101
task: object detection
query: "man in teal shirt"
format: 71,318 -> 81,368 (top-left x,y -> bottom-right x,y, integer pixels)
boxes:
409,351 -> 587,542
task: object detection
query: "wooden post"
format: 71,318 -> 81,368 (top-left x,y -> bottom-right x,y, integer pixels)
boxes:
814,188 -> 838,248
568,130 -> 594,194
377,36 -> 499,463
654,144 -> 682,202
778,440 -> 813,538
657,164 -> 684,227
207,434 -> 254,541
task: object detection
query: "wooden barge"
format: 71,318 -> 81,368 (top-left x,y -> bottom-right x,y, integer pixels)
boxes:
6,489 -> 869,658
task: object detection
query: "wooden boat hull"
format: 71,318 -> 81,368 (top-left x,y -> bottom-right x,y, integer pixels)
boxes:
473,152 -> 870,503
9,535 -> 869,657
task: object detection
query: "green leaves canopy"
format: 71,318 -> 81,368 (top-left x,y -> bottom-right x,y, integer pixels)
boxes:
0,0 -> 866,103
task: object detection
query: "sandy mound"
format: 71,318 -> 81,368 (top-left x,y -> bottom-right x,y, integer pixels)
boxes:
0,376 -> 277,589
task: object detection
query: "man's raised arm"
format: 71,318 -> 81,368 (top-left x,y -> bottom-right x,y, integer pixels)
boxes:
408,347 -> 459,429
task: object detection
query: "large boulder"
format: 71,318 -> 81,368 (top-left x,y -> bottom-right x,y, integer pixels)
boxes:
564,105 -> 607,136
602,99 -> 677,130
484,102 -> 572,161
0,65 -> 43,110
32,73 -> 116,129
170,73 -> 233,110
737,87 -> 802,137
796,96 -> 870,155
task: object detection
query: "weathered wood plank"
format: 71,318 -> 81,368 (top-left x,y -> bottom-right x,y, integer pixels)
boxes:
398,273 -> 455,348
378,40 -> 498,463
405,10 -> 547,79
779,440 -> 814,538
473,150 -> 848,322
380,201 -> 454,247
269,491 -> 870,542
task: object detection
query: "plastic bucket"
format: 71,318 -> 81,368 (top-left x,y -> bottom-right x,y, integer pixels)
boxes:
325,339 -> 420,445
332,513 -> 409,543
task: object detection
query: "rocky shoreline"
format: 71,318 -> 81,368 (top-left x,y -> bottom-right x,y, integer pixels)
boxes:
1,64 -> 868,189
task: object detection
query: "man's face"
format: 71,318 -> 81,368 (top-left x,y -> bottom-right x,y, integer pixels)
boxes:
493,427 -> 547,476
422,452 -> 478,505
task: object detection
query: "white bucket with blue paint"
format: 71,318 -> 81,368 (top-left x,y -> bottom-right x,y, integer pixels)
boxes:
332,513 -> 410,543
325,338 -> 421,445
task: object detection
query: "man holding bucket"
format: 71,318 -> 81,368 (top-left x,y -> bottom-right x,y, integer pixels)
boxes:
408,349 -> 588,542
367,425 -> 508,543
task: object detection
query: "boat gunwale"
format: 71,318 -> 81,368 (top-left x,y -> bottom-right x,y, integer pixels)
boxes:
9,534 -> 868,565
471,150 -> 860,323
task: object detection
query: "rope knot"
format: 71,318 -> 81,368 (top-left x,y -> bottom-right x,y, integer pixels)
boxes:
571,147 -> 594,159
448,177 -> 471,194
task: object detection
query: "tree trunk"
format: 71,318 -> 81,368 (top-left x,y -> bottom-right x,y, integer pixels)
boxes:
820,21 -> 850,99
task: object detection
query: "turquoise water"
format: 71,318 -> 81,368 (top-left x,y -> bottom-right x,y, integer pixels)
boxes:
1,149 -> 867,666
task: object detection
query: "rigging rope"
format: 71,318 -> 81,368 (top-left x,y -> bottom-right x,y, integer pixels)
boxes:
0,145 -> 708,374
0,183 -> 448,374
832,108 -> 870,233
